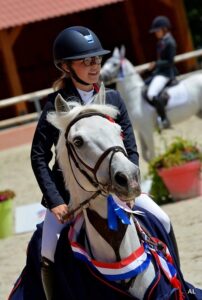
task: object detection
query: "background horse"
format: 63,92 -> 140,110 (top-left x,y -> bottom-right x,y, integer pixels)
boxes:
101,47 -> 202,161
9,85 -> 202,300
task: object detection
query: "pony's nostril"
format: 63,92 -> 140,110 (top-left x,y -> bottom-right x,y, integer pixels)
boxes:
114,172 -> 128,187
100,72 -> 109,82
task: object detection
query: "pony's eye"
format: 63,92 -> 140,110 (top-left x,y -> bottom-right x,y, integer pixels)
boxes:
113,62 -> 119,67
73,136 -> 83,148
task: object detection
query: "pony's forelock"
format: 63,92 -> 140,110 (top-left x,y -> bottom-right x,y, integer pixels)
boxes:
47,103 -> 119,132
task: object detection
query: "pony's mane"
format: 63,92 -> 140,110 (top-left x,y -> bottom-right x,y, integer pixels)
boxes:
122,59 -> 143,83
47,102 -> 119,133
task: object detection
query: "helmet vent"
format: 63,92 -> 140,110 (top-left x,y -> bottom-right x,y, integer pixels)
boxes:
84,34 -> 94,44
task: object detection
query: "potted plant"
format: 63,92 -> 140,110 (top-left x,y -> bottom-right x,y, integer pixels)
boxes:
0,189 -> 15,238
148,137 -> 202,205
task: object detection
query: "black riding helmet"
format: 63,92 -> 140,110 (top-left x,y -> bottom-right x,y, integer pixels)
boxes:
53,26 -> 110,65
149,16 -> 171,33
53,26 -> 110,85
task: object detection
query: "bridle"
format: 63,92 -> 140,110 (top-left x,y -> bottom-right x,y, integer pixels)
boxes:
65,112 -> 127,193
64,112 -> 127,218
101,58 -> 135,85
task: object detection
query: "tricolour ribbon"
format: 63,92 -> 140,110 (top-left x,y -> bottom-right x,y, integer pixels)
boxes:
150,241 -> 184,300
71,241 -> 151,281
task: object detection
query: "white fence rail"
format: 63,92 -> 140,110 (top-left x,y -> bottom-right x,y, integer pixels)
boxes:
134,48 -> 202,72
1,49 -> 202,128
0,88 -> 53,109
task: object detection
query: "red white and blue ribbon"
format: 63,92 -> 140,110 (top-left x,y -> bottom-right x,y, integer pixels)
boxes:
149,240 -> 184,299
71,241 -> 151,281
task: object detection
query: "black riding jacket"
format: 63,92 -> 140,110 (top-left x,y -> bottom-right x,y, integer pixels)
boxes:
154,32 -> 177,79
31,79 -> 139,209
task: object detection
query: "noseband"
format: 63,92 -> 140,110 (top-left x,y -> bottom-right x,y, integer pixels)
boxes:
65,112 -> 127,195
102,58 -> 134,84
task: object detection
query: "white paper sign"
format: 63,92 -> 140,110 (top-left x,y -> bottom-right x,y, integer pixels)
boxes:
15,203 -> 46,234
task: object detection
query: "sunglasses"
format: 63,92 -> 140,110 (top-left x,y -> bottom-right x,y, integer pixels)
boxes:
82,56 -> 103,66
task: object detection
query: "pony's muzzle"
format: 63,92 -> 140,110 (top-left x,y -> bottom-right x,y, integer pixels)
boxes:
100,69 -> 112,84
113,169 -> 141,201
114,172 -> 128,187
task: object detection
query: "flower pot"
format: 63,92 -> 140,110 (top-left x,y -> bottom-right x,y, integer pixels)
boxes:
157,160 -> 201,200
0,198 -> 13,238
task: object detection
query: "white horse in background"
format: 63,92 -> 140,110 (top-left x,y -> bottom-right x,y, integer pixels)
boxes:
101,47 -> 202,161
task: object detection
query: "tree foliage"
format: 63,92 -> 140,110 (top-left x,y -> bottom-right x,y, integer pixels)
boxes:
184,0 -> 202,48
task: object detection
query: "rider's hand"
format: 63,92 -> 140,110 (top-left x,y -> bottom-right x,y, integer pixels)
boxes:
148,62 -> 156,71
51,204 -> 71,224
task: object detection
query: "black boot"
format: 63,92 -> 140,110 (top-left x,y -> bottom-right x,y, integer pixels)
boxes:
41,257 -> 55,300
169,225 -> 180,267
153,96 -> 170,130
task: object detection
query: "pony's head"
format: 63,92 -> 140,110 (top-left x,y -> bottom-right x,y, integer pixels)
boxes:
100,46 -> 143,86
47,83 -> 141,209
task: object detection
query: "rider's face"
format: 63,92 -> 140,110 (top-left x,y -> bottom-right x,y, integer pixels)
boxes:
70,56 -> 102,89
154,28 -> 165,39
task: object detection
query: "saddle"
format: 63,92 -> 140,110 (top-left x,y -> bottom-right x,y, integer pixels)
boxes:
142,78 -> 179,107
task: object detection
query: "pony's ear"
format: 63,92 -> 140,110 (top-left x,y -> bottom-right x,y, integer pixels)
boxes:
47,94 -> 72,130
93,82 -> 106,105
120,45 -> 126,59
55,93 -> 71,113
112,47 -> 120,59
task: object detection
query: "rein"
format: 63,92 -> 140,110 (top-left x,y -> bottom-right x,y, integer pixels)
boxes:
63,190 -> 101,221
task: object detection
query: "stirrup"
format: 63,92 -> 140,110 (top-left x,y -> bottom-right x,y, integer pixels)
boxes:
162,119 -> 171,129
156,117 -> 171,132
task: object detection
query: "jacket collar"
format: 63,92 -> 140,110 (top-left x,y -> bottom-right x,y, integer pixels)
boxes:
60,78 -> 84,105
61,78 -> 100,105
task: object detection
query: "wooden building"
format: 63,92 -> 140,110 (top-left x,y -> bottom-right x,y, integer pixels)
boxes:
0,0 -> 194,119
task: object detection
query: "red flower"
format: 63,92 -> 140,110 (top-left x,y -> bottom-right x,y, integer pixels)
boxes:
0,190 -> 15,202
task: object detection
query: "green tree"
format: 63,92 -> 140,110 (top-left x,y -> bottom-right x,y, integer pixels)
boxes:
184,0 -> 202,48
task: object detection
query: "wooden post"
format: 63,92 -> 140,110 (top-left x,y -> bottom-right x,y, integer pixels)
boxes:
172,0 -> 196,70
0,27 -> 27,114
123,0 -> 145,63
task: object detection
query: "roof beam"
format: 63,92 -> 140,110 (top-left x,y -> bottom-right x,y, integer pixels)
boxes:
10,26 -> 23,46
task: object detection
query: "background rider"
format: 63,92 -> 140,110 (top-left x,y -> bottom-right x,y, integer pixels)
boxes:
146,15 -> 178,129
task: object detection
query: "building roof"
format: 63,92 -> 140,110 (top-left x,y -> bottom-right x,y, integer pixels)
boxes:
0,0 -> 123,30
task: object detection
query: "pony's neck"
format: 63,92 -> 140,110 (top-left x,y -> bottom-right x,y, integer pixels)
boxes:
68,182 -> 156,299
68,179 -> 141,262
116,71 -> 143,115
81,195 -> 141,262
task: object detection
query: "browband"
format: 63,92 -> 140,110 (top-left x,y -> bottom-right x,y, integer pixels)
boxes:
65,112 -> 109,139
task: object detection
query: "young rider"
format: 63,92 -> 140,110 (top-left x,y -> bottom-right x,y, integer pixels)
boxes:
147,16 -> 178,130
31,26 -> 175,300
